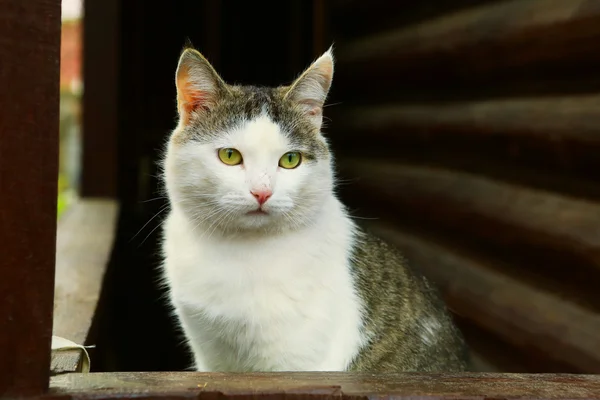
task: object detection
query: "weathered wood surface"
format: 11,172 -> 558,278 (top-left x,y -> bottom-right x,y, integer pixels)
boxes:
51,351 -> 86,376
332,95 -> 600,174
457,318 -> 576,374
45,372 -> 600,399
334,95 -> 600,143
52,199 -> 119,374
335,0 -> 600,93
0,0 -> 61,396
366,222 -> 600,372
332,0 -> 496,39
339,160 -> 600,270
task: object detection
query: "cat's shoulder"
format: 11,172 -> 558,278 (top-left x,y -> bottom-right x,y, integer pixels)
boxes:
351,227 -> 409,270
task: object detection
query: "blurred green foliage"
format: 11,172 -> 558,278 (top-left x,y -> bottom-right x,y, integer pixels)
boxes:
57,173 -> 70,218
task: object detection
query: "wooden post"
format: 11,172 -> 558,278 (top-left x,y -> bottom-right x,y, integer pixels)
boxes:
0,0 -> 61,395
81,0 -> 119,198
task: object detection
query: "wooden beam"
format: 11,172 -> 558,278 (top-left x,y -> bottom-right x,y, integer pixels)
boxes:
457,316 -> 580,373
367,223 -> 600,372
52,199 -> 119,375
331,0 -> 493,39
331,95 -> 600,175
339,160 -> 600,272
335,95 -> 600,146
0,0 -> 61,395
335,0 -> 600,92
43,372 -> 600,399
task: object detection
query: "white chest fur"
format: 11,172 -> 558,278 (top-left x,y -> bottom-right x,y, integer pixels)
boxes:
161,197 -> 365,371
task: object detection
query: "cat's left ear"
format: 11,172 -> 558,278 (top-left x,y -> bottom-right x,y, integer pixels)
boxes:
285,47 -> 334,128
176,48 -> 228,125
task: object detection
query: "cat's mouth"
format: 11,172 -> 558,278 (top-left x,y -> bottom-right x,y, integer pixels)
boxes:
246,209 -> 268,216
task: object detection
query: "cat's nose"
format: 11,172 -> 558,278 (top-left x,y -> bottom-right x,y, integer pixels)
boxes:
251,189 -> 272,206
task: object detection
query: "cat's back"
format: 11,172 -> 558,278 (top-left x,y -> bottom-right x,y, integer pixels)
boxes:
349,230 -> 469,372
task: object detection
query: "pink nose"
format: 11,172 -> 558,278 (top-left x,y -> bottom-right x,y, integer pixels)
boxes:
251,189 -> 272,206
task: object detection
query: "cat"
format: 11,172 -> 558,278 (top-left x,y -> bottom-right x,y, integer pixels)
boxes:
160,45 -> 469,372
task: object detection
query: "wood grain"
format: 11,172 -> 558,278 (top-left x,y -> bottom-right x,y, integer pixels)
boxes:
333,95 -> 600,154
367,223 -> 600,372
335,0 -> 600,93
339,160 -> 600,271
331,0 -> 498,40
44,372 -> 600,399
329,95 -> 600,183
52,199 -> 119,374
334,94 -> 600,143
0,0 -> 61,395
51,350 -> 85,376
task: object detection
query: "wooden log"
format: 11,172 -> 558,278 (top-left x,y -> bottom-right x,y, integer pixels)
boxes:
335,95 -> 600,146
339,160 -> 600,271
330,95 -> 600,177
0,0 -> 61,396
366,222 -> 600,372
457,316 -> 580,373
335,0 -> 600,93
331,0 -> 494,39
45,371 -> 600,400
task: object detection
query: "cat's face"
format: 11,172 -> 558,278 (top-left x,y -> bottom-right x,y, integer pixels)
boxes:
164,48 -> 335,234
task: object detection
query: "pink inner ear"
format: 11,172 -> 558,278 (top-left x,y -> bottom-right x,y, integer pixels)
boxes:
307,106 -> 321,116
184,87 -> 209,113
298,100 -> 322,117
177,77 -> 211,123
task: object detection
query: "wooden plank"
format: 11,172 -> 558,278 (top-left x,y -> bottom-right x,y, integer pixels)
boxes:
457,316 -> 579,374
43,372 -> 600,399
331,0 -> 494,39
0,0 -> 61,396
50,351 -> 85,376
335,95 -> 600,146
52,199 -> 119,374
335,0 -> 600,92
366,223 -> 600,372
331,95 -> 600,176
339,160 -> 600,271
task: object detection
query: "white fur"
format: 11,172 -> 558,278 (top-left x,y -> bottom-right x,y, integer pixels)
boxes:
420,318 -> 441,346
161,113 -> 367,371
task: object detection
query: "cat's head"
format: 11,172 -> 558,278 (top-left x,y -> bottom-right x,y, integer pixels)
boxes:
163,46 -> 335,234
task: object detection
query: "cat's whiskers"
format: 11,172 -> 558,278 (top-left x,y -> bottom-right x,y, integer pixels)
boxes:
212,207 -> 240,237
139,218 -> 168,247
194,204 -> 235,240
130,202 -> 172,243
134,198 -> 193,246
190,206 -> 227,238
140,196 -> 169,203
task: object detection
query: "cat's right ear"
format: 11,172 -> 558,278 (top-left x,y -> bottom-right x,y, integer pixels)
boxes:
175,48 -> 227,124
284,47 -> 334,128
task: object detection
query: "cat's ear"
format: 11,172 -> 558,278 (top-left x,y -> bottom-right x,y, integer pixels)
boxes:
175,48 -> 227,124
285,47 -> 334,128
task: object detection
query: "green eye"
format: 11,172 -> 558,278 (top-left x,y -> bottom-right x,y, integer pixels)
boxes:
218,148 -> 243,165
279,152 -> 302,169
